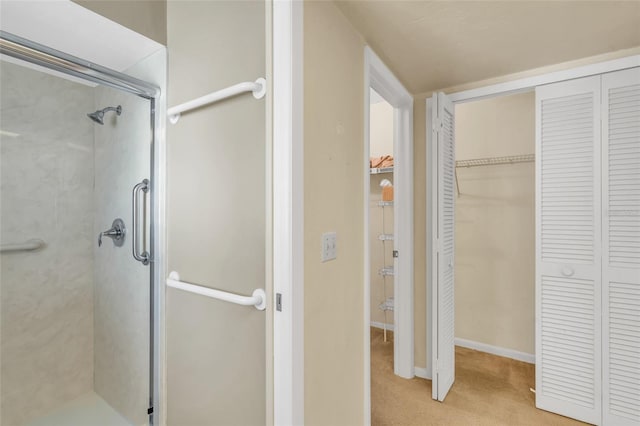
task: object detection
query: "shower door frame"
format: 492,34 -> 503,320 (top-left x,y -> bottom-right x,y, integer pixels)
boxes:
0,31 -> 166,426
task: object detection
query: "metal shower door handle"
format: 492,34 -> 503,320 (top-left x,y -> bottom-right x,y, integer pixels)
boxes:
132,179 -> 150,265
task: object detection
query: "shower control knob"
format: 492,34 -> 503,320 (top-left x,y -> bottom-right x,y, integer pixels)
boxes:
98,218 -> 126,247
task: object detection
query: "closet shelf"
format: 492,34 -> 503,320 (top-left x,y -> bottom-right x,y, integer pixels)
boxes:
455,153 -> 535,196
378,266 -> 394,277
370,166 -> 393,175
378,297 -> 394,312
455,153 -> 534,168
378,234 -> 394,241
378,201 -> 393,207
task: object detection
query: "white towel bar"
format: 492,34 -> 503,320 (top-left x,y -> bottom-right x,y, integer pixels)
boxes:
168,77 -> 266,124
0,238 -> 46,253
166,271 -> 266,311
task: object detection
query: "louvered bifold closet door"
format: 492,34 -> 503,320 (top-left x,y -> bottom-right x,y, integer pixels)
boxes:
536,76 -> 602,424
431,91 -> 456,402
602,67 -> 640,426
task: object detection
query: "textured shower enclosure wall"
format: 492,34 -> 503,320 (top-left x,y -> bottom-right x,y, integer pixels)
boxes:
0,61 -> 95,425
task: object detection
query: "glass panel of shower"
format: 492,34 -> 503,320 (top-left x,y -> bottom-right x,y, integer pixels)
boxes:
0,45 -> 154,425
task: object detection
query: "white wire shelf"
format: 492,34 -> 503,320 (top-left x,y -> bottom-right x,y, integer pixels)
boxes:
378,266 -> 394,277
456,153 -> 535,168
378,297 -> 394,312
455,154 -> 535,196
378,201 -> 393,207
370,166 -> 393,175
378,234 -> 394,241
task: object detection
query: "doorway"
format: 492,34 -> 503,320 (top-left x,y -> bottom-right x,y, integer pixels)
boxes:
369,87 -> 397,420
369,89 -> 396,339
454,92 -> 536,367
427,56 -> 639,425
364,46 -> 414,423
428,89 -> 538,401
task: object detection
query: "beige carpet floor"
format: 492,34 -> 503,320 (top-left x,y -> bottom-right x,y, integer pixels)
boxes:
371,328 -> 588,426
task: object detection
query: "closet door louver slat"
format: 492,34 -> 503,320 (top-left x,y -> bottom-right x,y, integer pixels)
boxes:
602,67 -> 640,426
536,76 -> 602,425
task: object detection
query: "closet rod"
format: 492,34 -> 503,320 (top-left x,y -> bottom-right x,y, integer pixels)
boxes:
166,271 -> 266,311
456,153 -> 535,168
168,77 -> 266,124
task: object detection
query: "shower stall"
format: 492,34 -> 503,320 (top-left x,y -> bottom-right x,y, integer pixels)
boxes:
0,31 -> 164,426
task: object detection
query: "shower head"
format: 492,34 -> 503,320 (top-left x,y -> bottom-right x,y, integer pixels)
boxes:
87,105 -> 122,125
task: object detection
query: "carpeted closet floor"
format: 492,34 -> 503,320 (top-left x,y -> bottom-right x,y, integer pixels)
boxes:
371,328 -> 588,426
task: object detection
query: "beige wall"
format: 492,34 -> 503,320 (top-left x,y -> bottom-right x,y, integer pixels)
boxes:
369,100 -> 393,158
304,1 -> 365,424
166,2 -> 266,425
73,0 -> 167,45
454,92 -> 535,355
413,99 -> 428,368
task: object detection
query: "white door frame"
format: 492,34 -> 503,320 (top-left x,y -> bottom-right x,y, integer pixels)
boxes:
364,46 -> 414,422
272,0 -> 304,425
425,54 -> 640,397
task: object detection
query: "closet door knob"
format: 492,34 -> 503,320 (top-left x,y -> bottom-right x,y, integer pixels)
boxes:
561,266 -> 575,277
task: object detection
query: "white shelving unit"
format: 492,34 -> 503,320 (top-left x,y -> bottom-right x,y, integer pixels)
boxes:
378,297 -> 394,312
378,266 -> 394,276
375,199 -> 394,342
370,166 -> 393,175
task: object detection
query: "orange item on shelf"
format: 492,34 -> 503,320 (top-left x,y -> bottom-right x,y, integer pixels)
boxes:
382,186 -> 394,201
370,155 -> 394,169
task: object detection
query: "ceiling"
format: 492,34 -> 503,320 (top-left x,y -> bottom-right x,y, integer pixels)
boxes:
335,1 -> 640,94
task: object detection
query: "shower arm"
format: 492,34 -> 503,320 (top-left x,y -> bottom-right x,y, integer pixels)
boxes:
101,106 -> 120,114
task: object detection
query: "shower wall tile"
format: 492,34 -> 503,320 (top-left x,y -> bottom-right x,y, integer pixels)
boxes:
0,61 -> 95,425
92,51 -> 158,426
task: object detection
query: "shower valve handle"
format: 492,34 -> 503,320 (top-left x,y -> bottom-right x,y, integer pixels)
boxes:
98,218 -> 126,247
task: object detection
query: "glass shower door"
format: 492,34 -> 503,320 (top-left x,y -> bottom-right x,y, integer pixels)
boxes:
0,52 -> 154,426
92,84 -> 153,426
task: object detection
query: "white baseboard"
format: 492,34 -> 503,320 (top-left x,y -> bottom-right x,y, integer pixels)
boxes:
370,321 -> 395,331
455,337 -> 535,364
414,367 -> 430,380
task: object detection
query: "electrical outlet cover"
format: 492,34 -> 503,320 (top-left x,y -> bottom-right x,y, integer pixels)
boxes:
321,232 -> 337,262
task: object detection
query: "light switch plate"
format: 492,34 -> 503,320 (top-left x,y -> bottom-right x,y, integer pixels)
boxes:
321,232 -> 337,262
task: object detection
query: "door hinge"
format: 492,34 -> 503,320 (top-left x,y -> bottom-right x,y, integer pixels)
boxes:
393,250 -> 399,258
147,406 -> 154,415
276,293 -> 282,312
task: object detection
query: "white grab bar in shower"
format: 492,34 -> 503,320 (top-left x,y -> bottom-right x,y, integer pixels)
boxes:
0,238 -> 46,253
166,271 -> 266,311
167,77 -> 266,124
